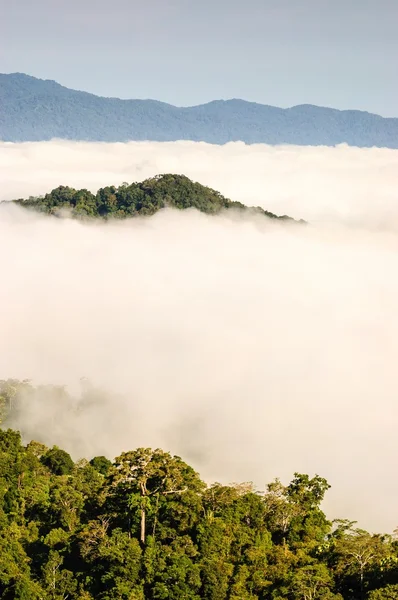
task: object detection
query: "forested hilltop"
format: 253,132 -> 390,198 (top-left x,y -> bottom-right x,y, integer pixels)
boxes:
0,380 -> 398,599
9,174 -> 299,221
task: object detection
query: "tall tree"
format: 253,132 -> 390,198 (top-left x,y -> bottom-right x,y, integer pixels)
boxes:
110,448 -> 204,544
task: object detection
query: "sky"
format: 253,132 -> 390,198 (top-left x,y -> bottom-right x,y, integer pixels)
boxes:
1,0 -> 397,115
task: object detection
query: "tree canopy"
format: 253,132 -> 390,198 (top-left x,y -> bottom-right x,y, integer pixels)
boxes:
0,378 -> 397,599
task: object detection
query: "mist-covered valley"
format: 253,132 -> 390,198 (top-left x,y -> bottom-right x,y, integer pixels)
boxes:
1,139 -> 398,536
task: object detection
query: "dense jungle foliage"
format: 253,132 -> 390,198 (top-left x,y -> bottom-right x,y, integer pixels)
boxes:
9,174 -> 299,221
0,379 -> 397,599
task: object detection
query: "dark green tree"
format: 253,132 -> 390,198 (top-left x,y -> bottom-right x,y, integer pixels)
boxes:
41,447 -> 74,476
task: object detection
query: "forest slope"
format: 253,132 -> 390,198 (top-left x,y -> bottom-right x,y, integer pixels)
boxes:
0,376 -> 397,600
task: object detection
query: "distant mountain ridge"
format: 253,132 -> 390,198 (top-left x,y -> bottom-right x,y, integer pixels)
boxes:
1,72 -> 398,147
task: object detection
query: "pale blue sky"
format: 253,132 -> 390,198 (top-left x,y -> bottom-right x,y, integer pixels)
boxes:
1,0 -> 397,115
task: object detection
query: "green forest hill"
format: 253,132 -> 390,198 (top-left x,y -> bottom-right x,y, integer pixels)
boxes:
9,174 -> 302,222
0,379 -> 397,599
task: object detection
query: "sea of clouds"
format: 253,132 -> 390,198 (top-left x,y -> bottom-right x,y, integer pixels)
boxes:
1,140 -> 398,533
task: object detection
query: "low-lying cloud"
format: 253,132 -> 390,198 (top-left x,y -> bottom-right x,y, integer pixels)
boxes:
1,140 -> 398,533
1,139 -> 398,226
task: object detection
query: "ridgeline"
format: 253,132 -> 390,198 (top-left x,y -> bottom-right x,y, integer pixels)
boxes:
1,73 -> 398,147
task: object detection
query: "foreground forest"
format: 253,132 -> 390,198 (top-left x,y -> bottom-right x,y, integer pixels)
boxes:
8,174 -> 300,221
0,379 -> 397,599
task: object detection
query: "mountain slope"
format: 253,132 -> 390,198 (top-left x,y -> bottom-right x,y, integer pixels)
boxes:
1,72 -> 398,147
8,174 -> 301,222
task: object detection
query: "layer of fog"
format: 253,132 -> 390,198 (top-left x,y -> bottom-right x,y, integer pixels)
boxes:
1,140 -> 398,227
1,140 -> 398,533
